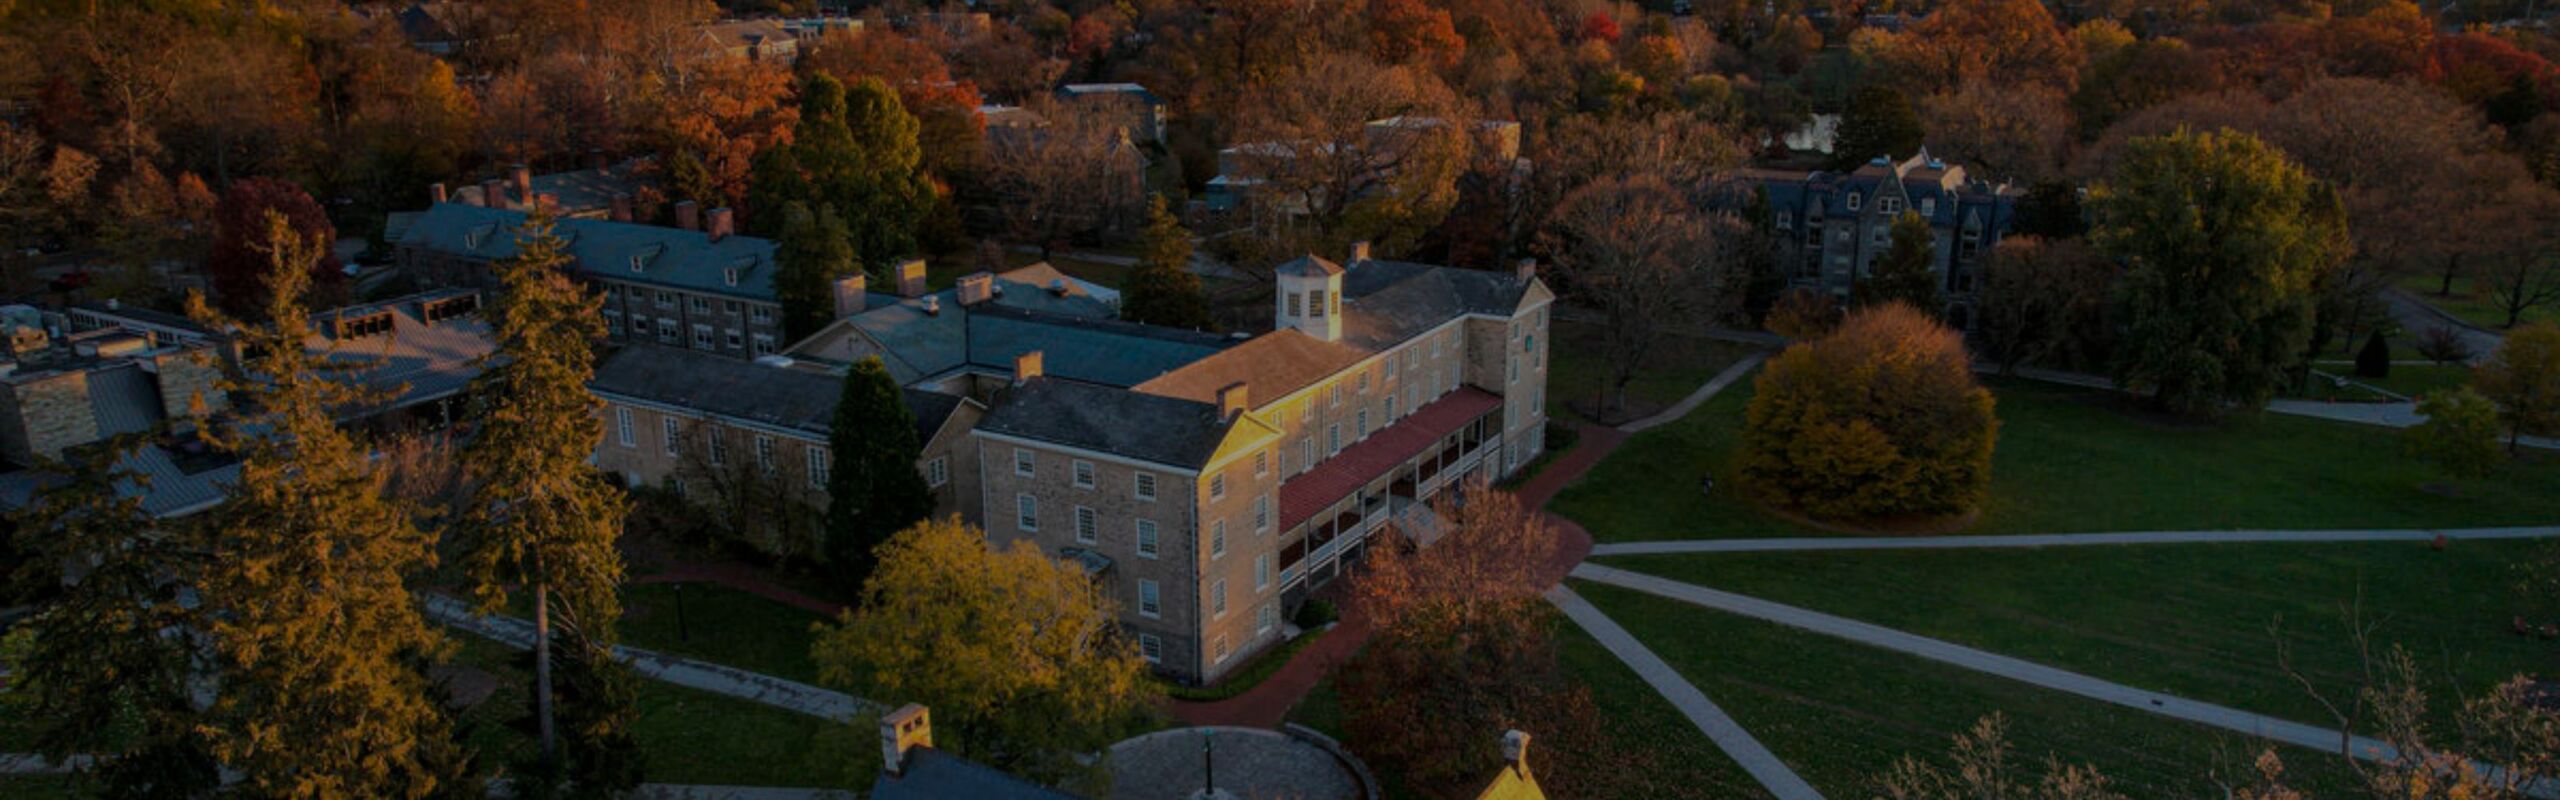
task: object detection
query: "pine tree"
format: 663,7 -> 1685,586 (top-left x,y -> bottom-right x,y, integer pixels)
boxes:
775,201 -> 862,344
5,436 -> 219,798
1121,196 -> 1213,329
1829,85 -> 1925,171
824,356 -> 934,594
455,210 -> 637,790
1856,211 -> 1944,313
188,211 -> 462,798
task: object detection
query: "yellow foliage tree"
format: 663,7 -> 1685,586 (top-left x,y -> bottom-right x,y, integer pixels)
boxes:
1737,303 -> 2000,520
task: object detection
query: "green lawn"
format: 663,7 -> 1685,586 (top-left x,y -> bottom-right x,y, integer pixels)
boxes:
1544,322 -> 1765,424
617,582 -> 831,685
1549,374 -> 2560,542
450,638 -> 842,789
1571,581 -> 2369,797
2395,274 -> 2555,330
2303,363 -> 2474,401
1596,539 -> 2558,734
0,775 -> 78,799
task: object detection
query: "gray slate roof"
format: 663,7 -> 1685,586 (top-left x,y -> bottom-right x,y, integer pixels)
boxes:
870,748 -> 1081,800
965,307 -> 1229,388
310,291 -> 496,414
1338,259 -> 1535,350
976,377 -> 1232,469
0,445 -> 239,519
85,364 -> 166,437
399,203 -> 780,303
592,344 -> 965,442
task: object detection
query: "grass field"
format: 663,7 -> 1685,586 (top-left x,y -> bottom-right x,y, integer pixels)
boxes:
2395,274 -> 2555,331
1543,323 -> 1764,424
617,583 -> 831,685
451,637 -> 842,789
1548,374 -> 2560,542
1572,581 -> 2370,798
1596,538 -> 2559,734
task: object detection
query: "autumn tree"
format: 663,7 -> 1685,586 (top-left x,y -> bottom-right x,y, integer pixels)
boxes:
1738,303 -> 2000,520
5,436 -> 219,798
1973,236 -> 2117,374
188,213 -> 463,798
1920,81 -> 2072,183
822,356 -> 934,596
647,55 -> 796,214
982,98 -> 1143,257
2406,387 -> 2506,479
2475,181 -> 2560,329
1229,53 -> 1472,259
809,518 -> 1154,789
1367,0 -> 1464,69
2070,39 -> 2222,137
1881,715 -> 2121,800
1765,288 -> 1841,340
206,177 -> 341,319
1542,175 -> 1744,417
1830,84 -> 1926,171
1122,196 -> 1212,329
1890,0 -> 2081,93
1856,212 -> 1943,313
774,201 -> 861,344
2474,323 -> 2560,453
456,211 -> 637,790
750,74 -> 932,273
2091,128 -> 2346,417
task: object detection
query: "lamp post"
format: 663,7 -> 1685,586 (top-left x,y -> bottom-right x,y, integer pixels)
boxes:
674,583 -> 690,642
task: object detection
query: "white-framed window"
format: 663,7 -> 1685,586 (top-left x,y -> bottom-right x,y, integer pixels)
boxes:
725,300 -> 742,316
615,407 -> 634,447
631,317 -> 650,336
1308,289 -> 1326,318
1355,408 -> 1368,438
1254,553 -> 1271,591
1138,632 -> 1163,663
690,296 -> 712,314
1880,195 -> 1902,215
751,306 -> 775,325
655,290 -> 677,309
1286,292 -> 1302,317
1074,506 -> 1098,544
1327,424 -> 1341,454
1072,459 -> 1095,488
755,435 -> 775,475
926,456 -> 948,488
662,417 -> 682,457
656,319 -> 679,344
1135,519 -> 1158,558
1357,372 -> 1370,393
1257,602 -> 1276,634
708,429 -> 728,466
1210,520 -> 1226,558
1134,472 -> 1157,502
1137,579 -> 1161,618
1509,357 -> 1519,383
1405,347 -> 1419,369
1301,438 -> 1316,471
1846,192 -> 1862,211
1330,384 -> 1342,408
1213,633 -> 1231,664
1017,493 -> 1039,531
1387,393 -> 1401,420
751,334 -> 775,355
1920,197 -> 1936,216
1211,579 -> 1227,619
692,324 -> 715,349
1253,495 -> 1270,532
726,329 -> 743,349
807,446 -> 829,489
1209,472 -> 1225,500
1014,448 -> 1035,477
1254,451 -> 1268,477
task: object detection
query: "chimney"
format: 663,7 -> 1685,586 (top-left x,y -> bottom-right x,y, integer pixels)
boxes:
706,207 -> 736,242
587,148 -> 610,171
609,193 -> 633,223
1049,278 -> 1070,297
1503,730 -> 1532,778
896,259 -> 929,297
880,704 -> 933,778
674,201 -> 701,231
536,192 -> 560,215
1012,350 -> 1044,385
430,182 -> 448,204
1349,240 -> 1371,263
833,273 -> 868,317
478,178 -> 507,209
921,295 -> 941,316
1216,381 -> 1250,421
1515,258 -> 1537,284
510,163 -> 533,203
956,272 -> 994,305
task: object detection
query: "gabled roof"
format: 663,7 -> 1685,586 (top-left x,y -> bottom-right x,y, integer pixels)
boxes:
399,203 -> 780,302
965,307 -> 1228,389
591,345 -> 840,437
1132,329 -> 1367,407
308,290 -> 496,413
0,444 -> 239,519
975,377 -> 1233,469
1275,254 -> 1344,277
1338,260 -> 1542,350
450,159 -> 654,214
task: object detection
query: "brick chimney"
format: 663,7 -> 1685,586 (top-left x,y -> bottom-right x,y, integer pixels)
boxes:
674,201 -> 701,231
1012,350 -> 1044,385
1216,381 -> 1249,421
1349,240 -> 1371,263
478,178 -> 506,209
429,182 -> 448,204
609,193 -> 633,222
1503,730 -> 1532,779
706,207 -> 736,242
1515,258 -> 1537,283
880,704 -> 933,778
896,259 -> 929,297
956,272 -> 994,305
536,192 -> 560,215
833,273 -> 868,318
510,163 -> 533,203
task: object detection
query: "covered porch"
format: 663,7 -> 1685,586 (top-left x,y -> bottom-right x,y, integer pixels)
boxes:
1274,387 -> 1505,598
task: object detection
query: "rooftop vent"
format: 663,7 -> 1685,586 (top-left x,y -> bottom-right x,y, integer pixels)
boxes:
418,293 -> 480,324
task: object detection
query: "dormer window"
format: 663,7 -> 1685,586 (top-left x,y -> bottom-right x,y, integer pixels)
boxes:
1846,193 -> 1862,212
722,268 -> 739,286
1879,195 -> 1901,215
1920,197 -> 1936,216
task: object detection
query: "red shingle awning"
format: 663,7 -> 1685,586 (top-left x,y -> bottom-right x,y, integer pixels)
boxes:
1278,387 -> 1501,530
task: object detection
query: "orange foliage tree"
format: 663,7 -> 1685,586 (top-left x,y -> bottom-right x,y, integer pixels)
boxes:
1737,303 -> 1999,520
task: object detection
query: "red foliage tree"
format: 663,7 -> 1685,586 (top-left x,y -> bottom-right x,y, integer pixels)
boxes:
207,178 -> 342,318
1368,0 -> 1465,69
1577,12 -> 1621,44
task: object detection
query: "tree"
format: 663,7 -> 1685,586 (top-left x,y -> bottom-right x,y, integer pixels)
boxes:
206,177 -> 341,319
982,98 -> 1143,258
1122,196 -> 1212,330
2476,181 -> 2560,329
2414,326 -> 2474,365
774,201 -> 861,344
1829,84 -> 1925,171
2011,180 -> 2085,240
1891,0 -> 2081,93
809,518 -> 1154,789
187,213 -> 462,798
1542,175 -> 1744,417
1367,0 -> 1464,69
1765,288 -> 1841,340
750,74 -> 932,273
2070,39 -> 2221,137
5,436 -> 219,798
1856,211 -> 1942,313
2091,128 -> 2347,418
2405,387 -> 2505,479
1882,715 -> 2120,800
1974,236 -> 2117,374
456,211 -> 636,790
1229,53 -> 1471,259
1919,81 -> 2072,184
2354,332 -> 2392,379
822,356 -> 933,596
1738,303 -> 2000,520
2474,323 -> 2560,453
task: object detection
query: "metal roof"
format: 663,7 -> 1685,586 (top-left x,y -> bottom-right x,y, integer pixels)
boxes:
399,203 -> 780,302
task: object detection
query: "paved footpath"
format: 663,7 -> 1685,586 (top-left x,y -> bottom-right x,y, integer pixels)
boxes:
1547,585 -> 1823,799
1619,354 -> 1768,434
1592,525 -> 2560,556
422,594 -> 870,722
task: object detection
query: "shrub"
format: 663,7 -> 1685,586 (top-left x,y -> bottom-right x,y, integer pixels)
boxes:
2415,326 -> 2473,365
2355,331 -> 2392,378
1737,303 -> 2000,519
2405,387 -> 2504,479
1766,287 -> 1840,340
1295,599 -> 1339,629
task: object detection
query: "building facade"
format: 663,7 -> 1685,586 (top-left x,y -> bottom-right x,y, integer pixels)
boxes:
1747,150 -> 2021,325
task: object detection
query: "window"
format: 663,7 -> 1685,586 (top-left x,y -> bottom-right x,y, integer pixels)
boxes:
1213,634 -> 1231,664
656,319 -> 679,344
692,324 -> 715,349
1136,519 -> 1159,558
1357,372 -> 1370,393
1211,579 -> 1228,618
1254,451 -> 1268,477
655,290 -> 676,309
751,334 -> 775,356
1072,459 -> 1095,489
755,435 -> 775,475
1138,633 -> 1162,663
631,317 -> 650,336
1286,292 -> 1302,317
1134,472 -> 1157,501
1075,506 -> 1098,544
615,408 -> 634,447
1209,472 -> 1226,500
1879,195 -> 1902,215
725,300 -> 742,316
1137,579 -> 1161,618
1017,493 -> 1039,531
662,418 -> 682,457
751,306 -> 775,325
1254,495 -> 1270,532
725,329 -> 742,349
1257,602 -> 1276,634
1308,289 -> 1327,318
927,456 -> 948,488
1014,448 -> 1035,477
1405,347 -> 1419,369
1355,408 -> 1368,438
1255,554 -> 1271,590
690,296 -> 712,314
1920,197 -> 1936,216
1846,192 -> 1862,211
1509,357 -> 1519,383
1210,520 -> 1226,558
708,429 -> 728,466
1330,384 -> 1342,408
807,446 -> 829,489
668,476 -> 686,498
1327,424 -> 1341,454
1301,438 -> 1315,471
1386,393 -> 1400,421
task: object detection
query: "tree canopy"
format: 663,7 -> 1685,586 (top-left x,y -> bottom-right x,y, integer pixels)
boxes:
1738,303 -> 2000,520
823,356 -> 935,595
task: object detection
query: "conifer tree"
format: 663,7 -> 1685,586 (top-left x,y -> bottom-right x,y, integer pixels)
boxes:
775,201 -> 862,343
188,211 -> 462,798
824,356 -> 934,594
1121,196 -> 1213,329
456,211 -> 637,790
6,435 -> 219,798
1856,211 -> 1944,313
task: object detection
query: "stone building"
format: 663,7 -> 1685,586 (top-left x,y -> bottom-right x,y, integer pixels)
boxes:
1745,150 -> 2022,325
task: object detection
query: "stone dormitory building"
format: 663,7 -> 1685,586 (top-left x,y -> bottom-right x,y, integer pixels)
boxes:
1744,149 -> 2022,326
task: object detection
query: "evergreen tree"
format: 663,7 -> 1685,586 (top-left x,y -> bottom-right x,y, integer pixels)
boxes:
751,74 -> 932,273
1121,197 -> 1213,329
824,356 -> 934,594
188,211 -> 463,798
2012,180 -> 2086,239
2355,331 -> 2392,379
1737,185 -> 1788,325
5,436 -> 219,798
775,202 -> 862,343
1829,85 -> 1926,171
456,211 -> 637,791
1855,212 -> 1944,313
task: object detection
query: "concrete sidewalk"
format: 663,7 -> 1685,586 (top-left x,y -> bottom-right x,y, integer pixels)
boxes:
1591,525 -> 2560,556
1546,585 -> 1824,800
422,595 -> 870,722
1619,354 -> 1768,434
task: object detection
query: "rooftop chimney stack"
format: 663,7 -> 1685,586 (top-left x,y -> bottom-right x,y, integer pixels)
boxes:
479,178 -> 506,209
510,163 -> 533,204
430,182 -> 448,204
1012,350 -> 1044,385
833,273 -> 868,318
1216,381 -> 1250,421
1349,240 -> 1371,263
957,272 -> 994,305
536,192 -> 560,215
1515,258 -> 1537,284
609,193 -> 633,223
706,207 -> 736,242
880,705 -> 933,778
1503,730 -> 1533,778
674,201 -> 701,231
896,259 -> 929,297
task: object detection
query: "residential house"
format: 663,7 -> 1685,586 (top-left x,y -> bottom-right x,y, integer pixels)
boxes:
1056,83 -> 1166,144
697,18 -> 800,63
1745,149 -> 2021,326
